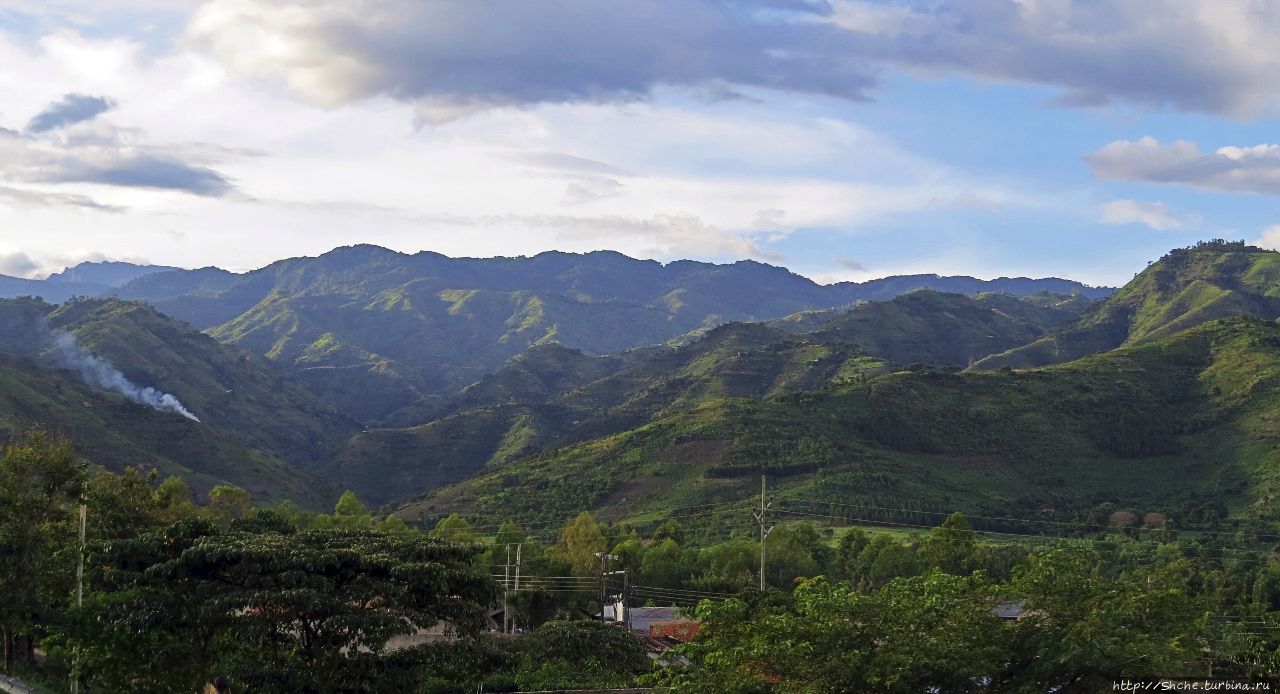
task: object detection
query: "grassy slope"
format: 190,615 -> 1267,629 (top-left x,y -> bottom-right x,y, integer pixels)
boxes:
975,242 -> 1280,369
399,317 -> 1280,529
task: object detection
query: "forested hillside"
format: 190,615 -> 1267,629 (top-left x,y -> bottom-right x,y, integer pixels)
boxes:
403,316 -> 1280,530
101,245 -> 1107,423
976,240 -> 1280,369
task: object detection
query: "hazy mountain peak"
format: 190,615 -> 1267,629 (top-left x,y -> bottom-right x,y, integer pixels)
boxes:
45,260 -> 179,287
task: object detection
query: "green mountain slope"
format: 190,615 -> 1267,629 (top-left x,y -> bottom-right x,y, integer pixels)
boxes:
806,291 -> 1086,366
329,291 -> 1081,506
975,241 -> 1280,369
0,297 -> 356,505
0,352 -> 331,506
108,245 -> 1107,424
401,316 -> 1280,529
329,323 -> 887,505
42,299 -> 359,468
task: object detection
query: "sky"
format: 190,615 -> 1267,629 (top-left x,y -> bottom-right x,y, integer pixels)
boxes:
0,1 -> 1278,287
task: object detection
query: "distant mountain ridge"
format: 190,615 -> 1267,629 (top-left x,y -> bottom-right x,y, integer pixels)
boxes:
0,260 -> 178,304
46,260 -> 180,287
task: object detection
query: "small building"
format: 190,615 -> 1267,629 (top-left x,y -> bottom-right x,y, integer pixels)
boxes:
992,599 -> 1027,621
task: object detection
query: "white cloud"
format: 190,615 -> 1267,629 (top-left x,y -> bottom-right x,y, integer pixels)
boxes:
0,21 -> 1028,278
1086,136 -> 1280,195
185,0 -> 874,121
0,247 -> 41,278
1097,199 -> 1198,231
828,0 -> 1280,118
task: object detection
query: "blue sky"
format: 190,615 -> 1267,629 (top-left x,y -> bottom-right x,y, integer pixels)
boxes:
0,1 -> 1278,288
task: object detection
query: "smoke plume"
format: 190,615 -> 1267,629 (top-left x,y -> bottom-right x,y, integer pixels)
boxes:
52,331 -> 200,422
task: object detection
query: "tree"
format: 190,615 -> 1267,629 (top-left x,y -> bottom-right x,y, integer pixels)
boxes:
836,528 -> 870,579
207,485 -> 251,522
853,534 -> 922,588
918,512 -> 978,575
638,538 -> 692,588
999,543 -> 1214,689
762,525 -> 820,588
692,539 -> 757,592
651,572 -> 1004,692
82,467 -> 168,540
62,520 -> 500,691
434,513 -> 477,542
556,512 -> 607,577
0,429 -> 85,671
332,489 -> 373,528
516,620 -> 648,690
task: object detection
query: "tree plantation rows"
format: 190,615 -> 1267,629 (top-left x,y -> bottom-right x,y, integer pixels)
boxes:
4,429 -> 1280,691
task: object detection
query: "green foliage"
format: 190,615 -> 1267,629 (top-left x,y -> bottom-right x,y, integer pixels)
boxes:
556,512 -> 607,577
520,620 -> 648,674
0,429 -> 85,671
432,513 -> 477,541
61,521 -> 499,691
207,484 -> 251,522
652,572 -> 1005,692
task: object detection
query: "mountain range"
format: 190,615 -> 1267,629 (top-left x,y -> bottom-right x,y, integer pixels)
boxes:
4,247 -> 1109,424
8,241 -> 1280,531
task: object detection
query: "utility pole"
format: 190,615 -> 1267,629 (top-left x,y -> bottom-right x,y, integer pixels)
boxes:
503,544 -> 511,634
621,568 -> 630,631
596,552 -> 619,622
512,543 -> 522,632
754,475 -> 774,591
71,501 -> 86,694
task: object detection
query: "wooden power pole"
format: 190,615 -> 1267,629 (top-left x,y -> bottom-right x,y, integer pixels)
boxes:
754,475 -> 773,591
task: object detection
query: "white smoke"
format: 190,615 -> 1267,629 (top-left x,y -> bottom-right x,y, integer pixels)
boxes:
52,331 -> 200,422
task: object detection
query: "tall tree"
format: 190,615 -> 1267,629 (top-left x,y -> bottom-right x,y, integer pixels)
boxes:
0,429 -> 85,671
557,512 -> 606,578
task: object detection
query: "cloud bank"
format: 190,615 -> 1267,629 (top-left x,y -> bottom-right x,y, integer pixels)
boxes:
1,95 -> 239,199
186,0 -> 1280,119
1087,137 -> 1280,196
186,0 -> 873,121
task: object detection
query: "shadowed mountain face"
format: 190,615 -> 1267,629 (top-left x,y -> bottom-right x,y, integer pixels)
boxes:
974,241 -> 1280,370
101,245 -> 1108,424
0,297 -> 349,506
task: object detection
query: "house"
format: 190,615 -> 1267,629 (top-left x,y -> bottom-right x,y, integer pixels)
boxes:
603,604 -> 702,650
992,599 -> 1028,621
